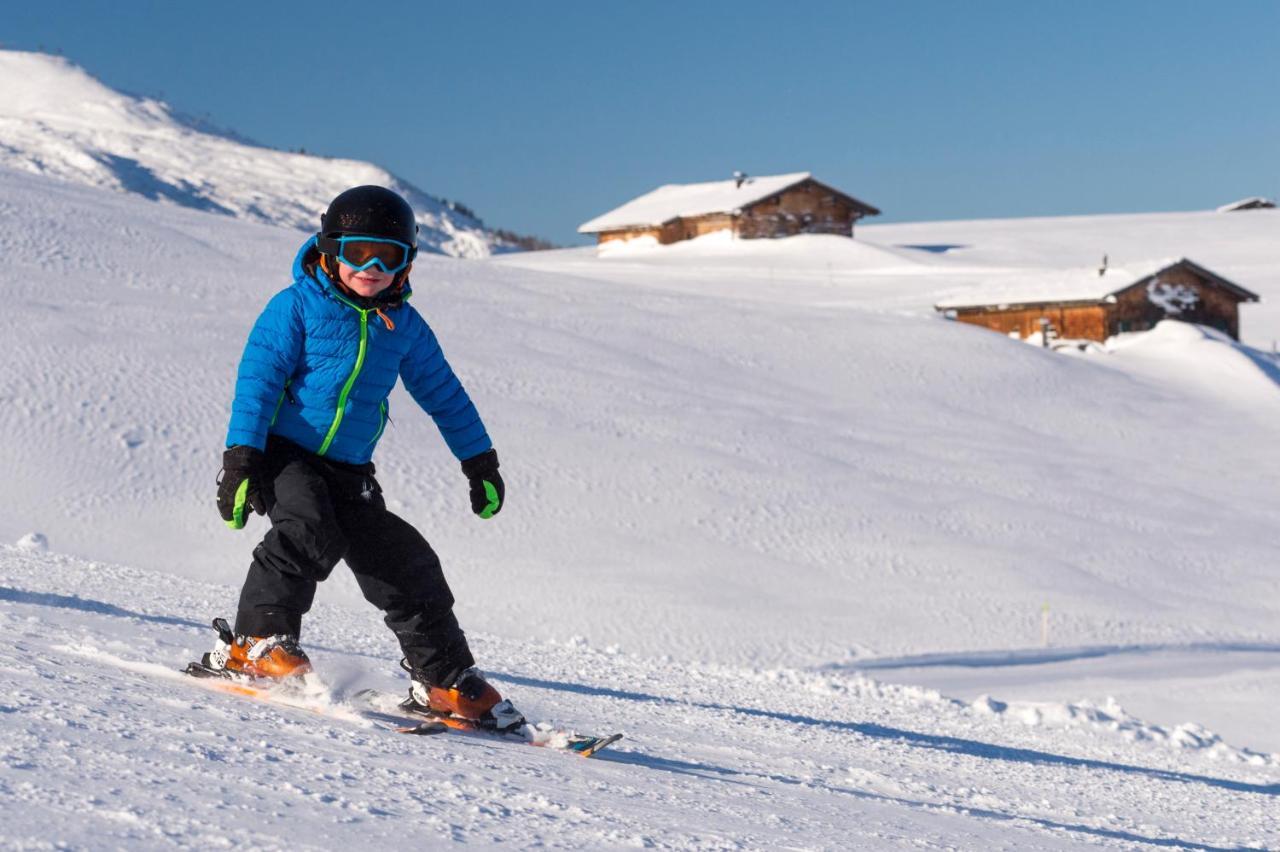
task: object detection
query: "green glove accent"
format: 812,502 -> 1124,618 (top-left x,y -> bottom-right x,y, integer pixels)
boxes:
226,478 -> 250,530
462,450 -> 503,519
479,480 -> 501,519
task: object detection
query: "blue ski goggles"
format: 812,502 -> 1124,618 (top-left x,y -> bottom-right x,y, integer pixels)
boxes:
316,235 -> 416,274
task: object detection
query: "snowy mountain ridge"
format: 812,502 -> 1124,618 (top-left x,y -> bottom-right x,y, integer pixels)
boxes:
0,49 -> 518,257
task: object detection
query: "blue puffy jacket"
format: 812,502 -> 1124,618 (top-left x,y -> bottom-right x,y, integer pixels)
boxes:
225,237 -> 492,465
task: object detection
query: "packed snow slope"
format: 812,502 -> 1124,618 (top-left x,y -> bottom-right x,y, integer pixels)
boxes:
3,163 -> 1280,848
3,547 -> 1277,849
0,49 -> 513,257
3,165 -> 1279,673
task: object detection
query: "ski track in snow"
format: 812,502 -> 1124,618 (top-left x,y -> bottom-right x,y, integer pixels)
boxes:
1,549 -> 1277,850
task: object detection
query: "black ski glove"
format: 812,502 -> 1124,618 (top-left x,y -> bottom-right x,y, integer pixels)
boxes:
461,449 -> 503,519
217,445 -> 267,530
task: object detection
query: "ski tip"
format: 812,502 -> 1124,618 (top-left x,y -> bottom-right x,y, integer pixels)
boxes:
577,733 -> 624,758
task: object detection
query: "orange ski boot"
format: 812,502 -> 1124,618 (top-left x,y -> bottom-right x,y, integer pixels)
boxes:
201,617 -> 312,680
408,667 -> 525,731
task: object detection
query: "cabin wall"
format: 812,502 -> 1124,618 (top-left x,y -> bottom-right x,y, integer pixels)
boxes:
736,179 -> 863,239
948,269 -> 1250,342
597,226 -> 662,245
673,214 -> 735,241
596,222 -> 685,245
952,305 -> 1109,341
1109,267 -> 1242,339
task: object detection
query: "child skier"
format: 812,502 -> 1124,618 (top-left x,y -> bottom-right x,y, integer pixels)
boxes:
202,185 -> 522,731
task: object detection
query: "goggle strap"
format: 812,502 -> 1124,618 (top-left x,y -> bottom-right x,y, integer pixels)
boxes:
316,234 -> 342,256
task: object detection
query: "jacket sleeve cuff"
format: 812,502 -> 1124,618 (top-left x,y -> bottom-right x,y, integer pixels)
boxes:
460,449 -> 499,479
225,424 -> 268,450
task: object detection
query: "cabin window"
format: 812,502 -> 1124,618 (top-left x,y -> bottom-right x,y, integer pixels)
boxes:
821,195 -> 835,208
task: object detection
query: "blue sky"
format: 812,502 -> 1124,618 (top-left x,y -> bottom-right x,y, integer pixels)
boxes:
6,1 -> 1278,244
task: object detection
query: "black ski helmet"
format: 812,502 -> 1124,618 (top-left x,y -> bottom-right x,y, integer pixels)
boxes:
318,185 -> 419,249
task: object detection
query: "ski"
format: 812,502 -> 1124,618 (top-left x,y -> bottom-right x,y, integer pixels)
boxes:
180,664 -> 622,757
181,660 -> 394,728
353,688 -> 624,758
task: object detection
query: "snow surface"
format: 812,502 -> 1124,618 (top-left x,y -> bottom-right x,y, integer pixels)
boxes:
0,50 -> 514,257
2,73 -> 1280,843
4,549 -> 1277,849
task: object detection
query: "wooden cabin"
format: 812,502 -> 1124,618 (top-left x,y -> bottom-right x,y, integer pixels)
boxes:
936,258 -> 1258,342
578,172 -> 880,245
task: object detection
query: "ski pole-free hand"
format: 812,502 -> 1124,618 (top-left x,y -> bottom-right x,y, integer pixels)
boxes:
461,449 -> 504,519
217,445 -> 267,529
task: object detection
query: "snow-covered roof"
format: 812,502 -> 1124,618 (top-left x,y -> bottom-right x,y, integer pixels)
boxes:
935,258 -> 1257,310
578,172 -> 876,233
1216,197 -> 1276,212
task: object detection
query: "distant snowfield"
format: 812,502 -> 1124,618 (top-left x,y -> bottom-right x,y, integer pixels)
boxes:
2,164 -> 1279,846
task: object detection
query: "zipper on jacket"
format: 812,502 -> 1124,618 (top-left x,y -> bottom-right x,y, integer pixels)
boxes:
317,308 -> 370,457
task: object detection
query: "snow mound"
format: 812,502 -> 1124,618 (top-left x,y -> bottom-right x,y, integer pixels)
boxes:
15,533 -> 47,553
971,694 -> 1277,766
0,50 -> 511,257
1100,320 -> 1280,410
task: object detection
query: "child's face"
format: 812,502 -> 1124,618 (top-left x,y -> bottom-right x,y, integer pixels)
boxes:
338,261 -> 396,298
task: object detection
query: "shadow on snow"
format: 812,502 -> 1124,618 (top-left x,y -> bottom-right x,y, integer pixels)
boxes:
498,671 -> 1278,799
828,641 -> 1280,671
0,585 -> 205,631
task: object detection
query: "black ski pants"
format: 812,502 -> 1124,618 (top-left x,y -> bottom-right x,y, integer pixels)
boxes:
235,437 -> 474,686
